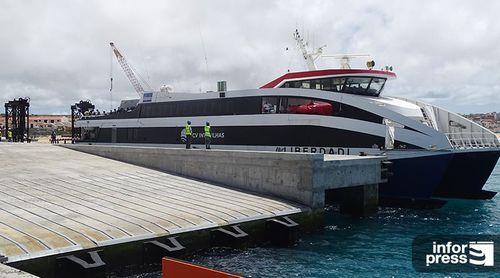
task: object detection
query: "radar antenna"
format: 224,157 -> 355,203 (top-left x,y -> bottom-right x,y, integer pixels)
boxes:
293,29 -> 326,71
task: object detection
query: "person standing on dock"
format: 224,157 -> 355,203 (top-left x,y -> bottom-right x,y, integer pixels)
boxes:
7,129 -> 12,142
204,122 -> 211,149
185,121 -> 192,149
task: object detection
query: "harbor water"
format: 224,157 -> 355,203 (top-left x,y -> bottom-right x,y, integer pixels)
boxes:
134,161 -> 499,277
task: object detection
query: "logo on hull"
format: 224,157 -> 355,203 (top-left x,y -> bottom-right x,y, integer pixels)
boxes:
180,128 -> 224,143
275,146 -> 350,155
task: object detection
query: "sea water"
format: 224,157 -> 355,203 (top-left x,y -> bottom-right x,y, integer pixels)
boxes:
135,161 -> 499,277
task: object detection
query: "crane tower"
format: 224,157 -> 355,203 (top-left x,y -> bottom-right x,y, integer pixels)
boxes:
110,42 -> 148,96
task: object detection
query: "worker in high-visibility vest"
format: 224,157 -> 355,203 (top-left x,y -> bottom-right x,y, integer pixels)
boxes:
7,130 -> 13,142
204,122 -> 211,149
185,121 -> 192,149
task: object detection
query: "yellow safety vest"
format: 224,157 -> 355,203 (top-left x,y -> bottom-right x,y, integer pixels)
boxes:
7,131 -> 12,139
185,124 -> 192,136
204,126 -> 211,137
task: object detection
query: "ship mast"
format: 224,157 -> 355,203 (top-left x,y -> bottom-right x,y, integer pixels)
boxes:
292,29 -> 326,71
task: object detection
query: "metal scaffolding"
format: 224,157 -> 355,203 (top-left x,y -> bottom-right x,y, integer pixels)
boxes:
4,98 -> 30,142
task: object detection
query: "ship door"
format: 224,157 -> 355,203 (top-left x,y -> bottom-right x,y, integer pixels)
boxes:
111,128 -> 117,143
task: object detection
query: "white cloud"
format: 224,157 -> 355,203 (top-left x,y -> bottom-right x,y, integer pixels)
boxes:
0,0 -> 499,114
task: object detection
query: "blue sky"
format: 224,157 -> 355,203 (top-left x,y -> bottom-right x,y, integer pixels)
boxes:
0,0 -> 499,114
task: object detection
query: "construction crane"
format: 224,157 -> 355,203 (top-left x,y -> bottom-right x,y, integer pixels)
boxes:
109,42 -> 151,96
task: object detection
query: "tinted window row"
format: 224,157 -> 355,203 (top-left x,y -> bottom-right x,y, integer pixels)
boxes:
138,96 -> 382,124
261,96 -> 382,124
139,97 -> 261,118
280,76 -> 386,96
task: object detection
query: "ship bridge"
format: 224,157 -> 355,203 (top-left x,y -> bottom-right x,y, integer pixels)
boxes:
260,69 -> 397,97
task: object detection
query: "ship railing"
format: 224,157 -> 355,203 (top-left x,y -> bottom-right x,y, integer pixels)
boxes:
445,132 -> 500,149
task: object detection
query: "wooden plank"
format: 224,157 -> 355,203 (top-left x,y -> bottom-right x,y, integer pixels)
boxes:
0,144 -> 303,263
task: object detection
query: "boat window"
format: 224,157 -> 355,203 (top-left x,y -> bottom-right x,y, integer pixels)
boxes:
320,78 -> 332,91
276,96 -> 382,123
137,97 -> 260,118
367,78 -> 386,96
331,78 -> 346,92
280,77 -> 346,92
279,97 -> 333,116
342,77 -> 386,96
262,97 -> 279,114
279,76 -> 386,96
310,79 -> 321,90
343,77 -> 371,95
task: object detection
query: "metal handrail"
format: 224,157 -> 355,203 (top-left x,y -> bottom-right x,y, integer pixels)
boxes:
445,132 -> 500,149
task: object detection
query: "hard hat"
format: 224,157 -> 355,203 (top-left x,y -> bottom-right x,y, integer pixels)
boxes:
187,121 -> 191,124
206,122 -> 210,125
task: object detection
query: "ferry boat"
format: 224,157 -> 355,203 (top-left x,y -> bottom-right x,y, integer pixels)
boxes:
75,38 -> 500,206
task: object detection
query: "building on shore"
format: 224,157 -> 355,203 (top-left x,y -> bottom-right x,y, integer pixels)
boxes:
463,112 -> 500,133
28,115 -> 71,129
0,114 -> 71,137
